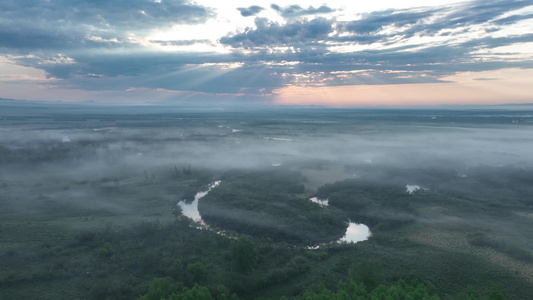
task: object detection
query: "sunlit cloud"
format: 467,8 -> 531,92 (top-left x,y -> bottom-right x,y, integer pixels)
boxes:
0,0 -> 532,105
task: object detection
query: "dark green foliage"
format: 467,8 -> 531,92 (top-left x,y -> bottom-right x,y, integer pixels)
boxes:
290,279 -> 505,300
230,238 -> 257,272
139,279 -> 505,300
290,279 -> 440,300
170,284 -> 212,300
453,284 -> 506,300
200,169 -> 347,244
186,262 -> 209,284
287,184 -> 305,193
181,174 -> 215,201
349,260 -> 384,290
167,260 -> 185,281
315,179 -> 416,230
468,233 -> 533,262
139,277 -> 182,300
141,250 -> 162,273
2,161 -> 533,300
74,231 -> 97,245
139,278 -> 238,300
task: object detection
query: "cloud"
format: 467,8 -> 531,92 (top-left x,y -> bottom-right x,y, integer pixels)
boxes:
1,0 -> 532,100
342,9 -> 436,34
237,5 -> 264,17
270,4 -> 335,18
220,17 -> 333,48
395,0 -> 533,38
0,0 -> 213,51
492,13 -> 533,26
13,50 -> 287,95
220,1 -> 533,80
337,1 -> 533,43
441,0 -> 533,28
223,1 -> 533,50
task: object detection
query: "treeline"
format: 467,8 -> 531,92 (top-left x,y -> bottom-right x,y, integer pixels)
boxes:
138,277 -> 505,300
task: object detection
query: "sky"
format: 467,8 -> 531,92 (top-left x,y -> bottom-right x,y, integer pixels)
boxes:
0,0 -> 532,107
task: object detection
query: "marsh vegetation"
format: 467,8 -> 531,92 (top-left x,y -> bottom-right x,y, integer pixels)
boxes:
1,103 -> 533,299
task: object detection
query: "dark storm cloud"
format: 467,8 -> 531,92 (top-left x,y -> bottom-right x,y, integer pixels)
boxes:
237,5 -> 264,17
270,4 -> 335,18
0,0 -> 213,51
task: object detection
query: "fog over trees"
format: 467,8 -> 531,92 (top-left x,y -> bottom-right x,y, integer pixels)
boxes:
1,103 -> 532,299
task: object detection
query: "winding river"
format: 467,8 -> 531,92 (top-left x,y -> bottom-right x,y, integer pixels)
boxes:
177,181 -> 371,245
177,180 -> 221,226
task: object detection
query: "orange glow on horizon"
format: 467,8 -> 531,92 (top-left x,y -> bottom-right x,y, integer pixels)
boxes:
272,69 -> 533,107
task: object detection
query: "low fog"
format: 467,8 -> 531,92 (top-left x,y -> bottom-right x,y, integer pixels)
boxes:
1,107 -> 532,227
3,105 -> 533,298
2,108 -> 533,181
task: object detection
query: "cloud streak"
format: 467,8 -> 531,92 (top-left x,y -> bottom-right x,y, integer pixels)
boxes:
270,4 -> 335,18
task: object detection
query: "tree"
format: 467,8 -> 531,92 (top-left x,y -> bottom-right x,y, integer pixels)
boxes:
349,260 -> 384,290
186,262 -> 208,284
169,284 -> 212,300
139,277 -> 181,300
230,238 -> 257,272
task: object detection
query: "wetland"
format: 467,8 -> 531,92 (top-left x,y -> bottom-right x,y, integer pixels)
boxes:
1,103 -> 533,299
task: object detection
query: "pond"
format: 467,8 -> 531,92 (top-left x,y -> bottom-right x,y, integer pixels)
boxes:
339,222 -> 371,243
308,197 -> 371,243
406,184 -> 428,194
309,197 -> 329,207
177,181 -> 221,226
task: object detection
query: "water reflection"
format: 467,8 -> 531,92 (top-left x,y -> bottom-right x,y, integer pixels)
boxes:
177,181 -> 221,225
406,184 -> 428,194
339,222 -> 371,243
309,197 -> 328,207
178,182 -> 371,247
